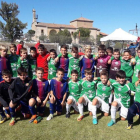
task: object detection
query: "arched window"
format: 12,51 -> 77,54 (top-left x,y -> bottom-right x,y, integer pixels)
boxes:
41,29 -> 44,35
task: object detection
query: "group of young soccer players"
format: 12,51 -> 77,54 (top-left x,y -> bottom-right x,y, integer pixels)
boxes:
0,42 -> 140,130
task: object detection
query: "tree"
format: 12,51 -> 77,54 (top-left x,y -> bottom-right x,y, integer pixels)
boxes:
39,34 -> 48,42
96,35 -> 103,45
0,1 -> 27,42
27,29 -> 35,40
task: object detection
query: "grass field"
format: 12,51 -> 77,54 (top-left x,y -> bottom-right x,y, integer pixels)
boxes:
0,105 -> 140,140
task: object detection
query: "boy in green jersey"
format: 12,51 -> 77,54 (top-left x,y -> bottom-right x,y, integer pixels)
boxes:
127,71 -> 140,129
17,48 -> 29,75
47,49 -> 57,80
132,47 -> 140,83
108,70 -> 135,127
92,71 -> 112,125
28,47 -> 37,79
120,50 -> 135,81
66,70 -> 81,118
77,68 -> 97,121
8,44 -> 19,78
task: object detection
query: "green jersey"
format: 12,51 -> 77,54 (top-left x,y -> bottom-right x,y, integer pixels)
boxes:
28,56 -> 36,79
68,80 -> 82,101
48,58 -> 57,80
134,83 -> 140,103
96,81 -> 113,104
80,79 -> 97,101
132,56 -> 140,83
120,57 -> 133,80
110,79 -> 134,108
8,54 -> 19,77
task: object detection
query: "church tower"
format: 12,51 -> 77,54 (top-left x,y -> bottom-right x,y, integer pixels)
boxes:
32,9 -> 37,23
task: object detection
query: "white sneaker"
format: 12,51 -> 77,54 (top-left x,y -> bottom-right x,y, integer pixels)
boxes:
46,114 -> 53,121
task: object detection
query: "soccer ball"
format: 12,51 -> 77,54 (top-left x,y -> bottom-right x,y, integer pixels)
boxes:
130,58 -> 136,65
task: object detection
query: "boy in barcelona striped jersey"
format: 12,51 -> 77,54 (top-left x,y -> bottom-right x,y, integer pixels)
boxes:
66,70 -> 81,118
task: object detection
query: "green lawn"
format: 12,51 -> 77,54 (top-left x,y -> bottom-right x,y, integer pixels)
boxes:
0,106 -> 140,140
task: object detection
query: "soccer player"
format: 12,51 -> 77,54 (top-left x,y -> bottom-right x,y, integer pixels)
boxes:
8,44 -> 19,78
8,67 -> 36,126
46,68 -> 68,120
0,45 -> 9,82
55,45 -> 69,80
94,45 -> 111,77
17,48 -> 29,74
127,71 -> 140,129
81,46 -> 95,78
107,70 -> 135,127
77,68 -> 97,121
47,49 -> 57,80
92,71 -> 112,124
106,47 -> 113,57
16,41 -> 24,55
37,44 -> 50,80
132,47 -> 140,83
32,67 -> 50,116
0,70 -> 13,123
120,49 -> 134,81
66,70 -> 81,118
28,47 -> 37,79
108,49 -> 121,79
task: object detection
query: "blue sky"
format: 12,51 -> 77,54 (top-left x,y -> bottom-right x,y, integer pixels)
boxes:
0,0 -> 140,35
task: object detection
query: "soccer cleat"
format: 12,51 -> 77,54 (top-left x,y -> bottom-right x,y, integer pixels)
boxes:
77,114 -> 84,121
66,112 -> 70,118
24,114 -> 31,119
107,119 -> 115,127
29,115 -> 37,123
127,124 -> 133,130
0,117 -> 7,124
92,118 -> 98,125
46,114 -> 53,121
9,118 -> 16,126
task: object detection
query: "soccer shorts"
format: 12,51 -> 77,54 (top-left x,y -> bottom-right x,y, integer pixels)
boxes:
82,95 -> 92,112
17,101 -> 30,114
95,96 -> 109,113
63,72 -> 68,81
67,96 -> 79,112
114,97 -> 128,118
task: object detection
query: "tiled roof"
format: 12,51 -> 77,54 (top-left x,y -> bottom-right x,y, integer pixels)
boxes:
70,17 -> 93,22
100,32 -> 108,36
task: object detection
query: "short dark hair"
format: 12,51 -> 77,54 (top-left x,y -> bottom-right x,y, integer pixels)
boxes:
72,46 -> 78,53
20,41 -> 24,44
57,68 -> 64,73
98,45 -> 106,51
116,70 -> 126,78
84,68 -> 92,75
20,48 -> 27,54
61,45 -> 67,50
50,49 -> 57,56
17,67 -> 27,75
10,44 -> 16,49
113,49 -> 120,54
2,70 -> 11,76
71,70 -> 78,75
100,70 -> 108,77
38,44 -> 45,50
30,47 -> 36,52
137,46 -> 140,51
36,67 -> 44,73
107,47 -> 113,53
124,49 -> 131,55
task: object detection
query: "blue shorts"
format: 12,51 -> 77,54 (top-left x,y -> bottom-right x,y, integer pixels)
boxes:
19,101 -> 30,114
63,72 -> 68,81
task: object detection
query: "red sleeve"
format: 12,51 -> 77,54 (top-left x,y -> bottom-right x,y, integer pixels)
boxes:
16,44 -> 22,55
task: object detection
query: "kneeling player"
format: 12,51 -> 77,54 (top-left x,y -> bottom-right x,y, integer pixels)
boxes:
32,67 -> 50,116
92,71 -> 112,124
107,70 -> 134,127
8,67 -> 37,126
66,70 -> 81,118
0,70 -> 13,123
127,71 -> 140,129
77,69 -> 97,121
46,68 -> 68,120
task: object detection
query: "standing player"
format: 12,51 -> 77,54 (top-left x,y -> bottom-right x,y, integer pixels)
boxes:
92,71 -> 112,124
46,68 -> 68,120
0,70 -> 13,123
37,44 -> 50,80
16,41 -> 24,55
106,47 -> 113,57
66,70 -> 81,118
28,47 -> 37,79
8,44 -> 19,78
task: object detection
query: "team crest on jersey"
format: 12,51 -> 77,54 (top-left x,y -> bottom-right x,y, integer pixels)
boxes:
43,83 -> 45,86
26,83 -> 29,86
61,84 -> 63,87
118,87 -> 121,91
72,86 -> 75,89
115,62 -> 118,65
102,87 -> 106,91
91,60 -> 93,62
87,85 -> 91,88
100,59 -> 103,63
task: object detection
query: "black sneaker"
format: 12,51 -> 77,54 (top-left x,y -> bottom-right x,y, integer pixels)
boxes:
66,112 -> 70,118
0,117 -> 7,124
127,124 -> 133,130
